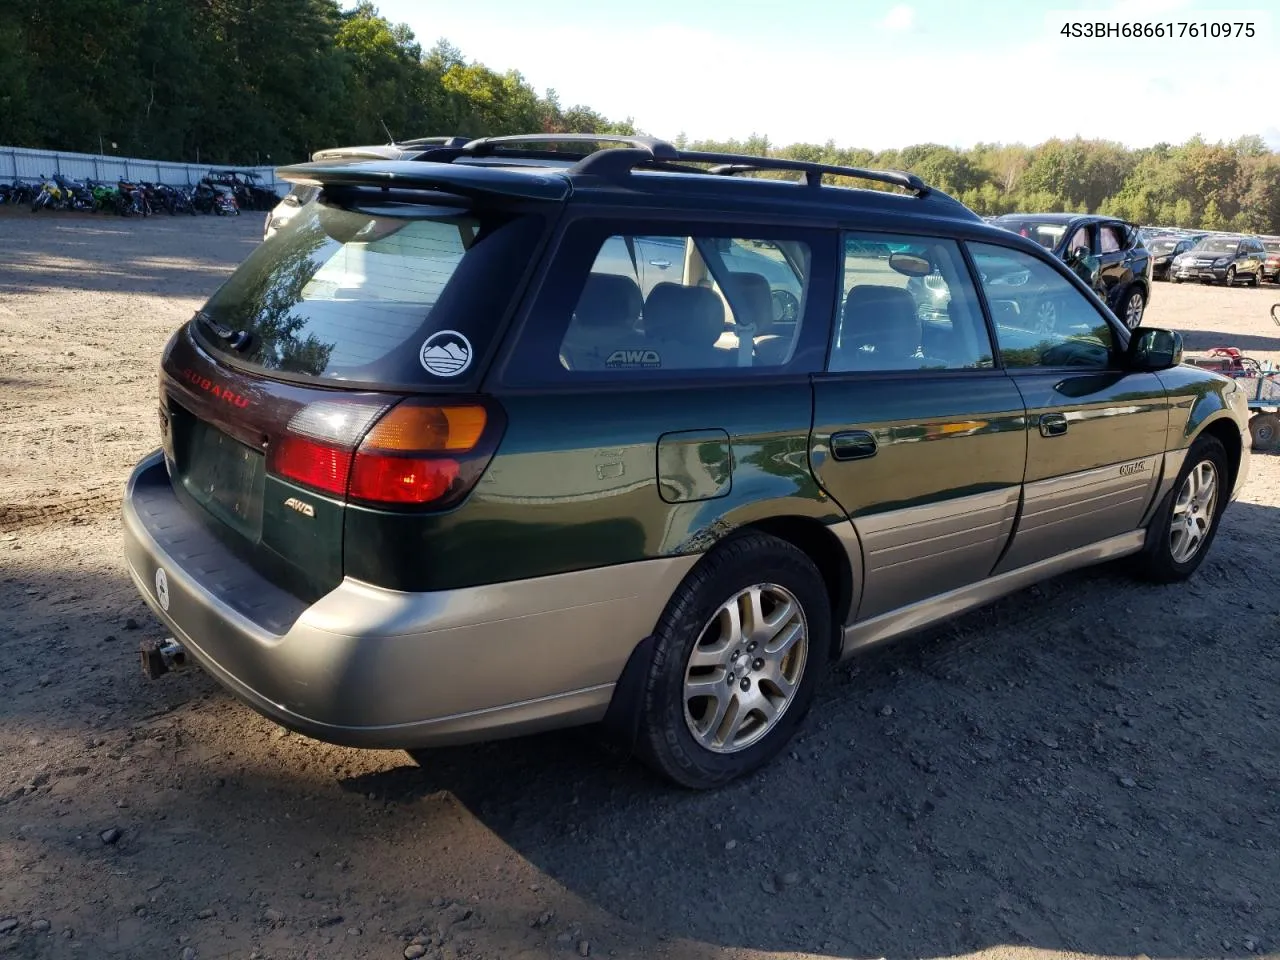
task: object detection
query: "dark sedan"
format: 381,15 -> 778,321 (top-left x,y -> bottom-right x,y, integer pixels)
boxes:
1146,235 -> 1196,281
991,213 -> 1152,329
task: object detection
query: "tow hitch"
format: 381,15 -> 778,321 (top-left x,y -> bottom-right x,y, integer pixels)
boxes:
140,638 -> 187,679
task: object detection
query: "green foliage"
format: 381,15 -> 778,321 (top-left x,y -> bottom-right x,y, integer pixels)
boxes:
683,132 -> 1280,232
4,0 -> 1279,233
0,0 -> 640,163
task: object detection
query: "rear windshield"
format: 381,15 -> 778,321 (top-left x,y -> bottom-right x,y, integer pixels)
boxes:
195,197 -> 543,386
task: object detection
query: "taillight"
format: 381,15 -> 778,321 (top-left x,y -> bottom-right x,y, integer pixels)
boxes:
272,435 -> 351,496
267,396 -> 502,509
349,401 -> 492,506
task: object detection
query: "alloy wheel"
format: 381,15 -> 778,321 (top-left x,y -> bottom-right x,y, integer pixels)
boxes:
1124,291 -> 1145,329
1033,299 -> 1058,335
1169,460 -> 1219,564
682,583 -> 808,754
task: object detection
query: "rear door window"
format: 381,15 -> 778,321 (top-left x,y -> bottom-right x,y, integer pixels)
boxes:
833,232 -> 995,372
194,198 -> 544,387
502,219 -> 836,383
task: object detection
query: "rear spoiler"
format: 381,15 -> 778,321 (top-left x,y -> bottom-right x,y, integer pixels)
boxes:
275,159 -> 571,202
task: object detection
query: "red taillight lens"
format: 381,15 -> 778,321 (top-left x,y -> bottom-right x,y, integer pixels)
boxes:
348,454 -> 459,503
271,435 -> 351,496
267,397 -> 501,508
348,401 -> 490,506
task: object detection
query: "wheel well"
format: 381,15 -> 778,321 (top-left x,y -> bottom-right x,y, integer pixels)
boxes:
741,516 -> 853,659
1201,417 -> 1242,491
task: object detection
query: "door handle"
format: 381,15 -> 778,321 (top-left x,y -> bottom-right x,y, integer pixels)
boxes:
830,430 -> 878,461
648,259 -> 671,269
1039,413 -> 1068,438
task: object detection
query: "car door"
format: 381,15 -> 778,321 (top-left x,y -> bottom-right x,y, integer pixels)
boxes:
969,241 -> 1169,573
1249,239 -> 1266,279
634,235 -> 687,296
809,232 -> 1027,621
1096,222 -> 1133,310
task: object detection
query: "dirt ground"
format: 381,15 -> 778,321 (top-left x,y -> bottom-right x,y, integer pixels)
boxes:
2,211 -> 1279,960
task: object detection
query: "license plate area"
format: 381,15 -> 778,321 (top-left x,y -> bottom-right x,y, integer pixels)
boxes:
169,402 -> 266,541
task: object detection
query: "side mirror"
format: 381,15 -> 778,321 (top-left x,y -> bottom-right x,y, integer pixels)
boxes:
1127,327 -> 1183,371
888,252 -> 933,277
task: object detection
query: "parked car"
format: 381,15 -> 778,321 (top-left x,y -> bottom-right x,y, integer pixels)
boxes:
263,136 -> 471,240
1145,234 -> 1196,280
1170,234 -> 1267,286
123,134 -> 1250,789
206,170 -> 279,211
991,213 -> 1152,329
1261,237 -> 1280,283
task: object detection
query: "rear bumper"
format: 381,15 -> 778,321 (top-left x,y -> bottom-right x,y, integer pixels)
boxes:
122,451 -> 694,748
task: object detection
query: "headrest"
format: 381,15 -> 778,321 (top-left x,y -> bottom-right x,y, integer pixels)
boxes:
842,284 -> 920,357
724,272 -> 774,333
573,273 -> 643,330
644,283 -> 725,346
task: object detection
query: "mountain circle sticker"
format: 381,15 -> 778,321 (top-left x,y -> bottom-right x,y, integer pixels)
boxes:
419,330 -> 473,377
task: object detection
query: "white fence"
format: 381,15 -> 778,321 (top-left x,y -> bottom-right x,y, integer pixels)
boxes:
0,145 -> 286,194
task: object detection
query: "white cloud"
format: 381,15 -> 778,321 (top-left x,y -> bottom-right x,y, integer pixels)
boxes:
880,4 -> 916,32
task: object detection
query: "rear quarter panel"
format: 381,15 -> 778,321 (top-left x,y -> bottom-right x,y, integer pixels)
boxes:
343,382 -> 848,592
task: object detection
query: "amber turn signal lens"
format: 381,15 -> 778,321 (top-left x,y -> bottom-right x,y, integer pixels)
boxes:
362,403 -> 487,453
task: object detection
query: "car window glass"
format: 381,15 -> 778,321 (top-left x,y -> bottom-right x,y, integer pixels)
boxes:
831,233 -> 995,372
1066,225 -> 1091,254
968,242 -> 1115,369
558,232 -> 810,373
1099,225 -> 1123,253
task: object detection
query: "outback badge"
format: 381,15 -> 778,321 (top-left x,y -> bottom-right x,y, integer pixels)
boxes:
284,496 -> 316,518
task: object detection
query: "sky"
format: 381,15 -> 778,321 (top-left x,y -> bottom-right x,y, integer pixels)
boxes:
369,0 -> 1278,152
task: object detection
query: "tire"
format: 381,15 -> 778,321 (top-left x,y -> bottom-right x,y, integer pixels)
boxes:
1251,268 -> 1262,287
636,532 -> 831,789
1225,266 -> 1236,287
1121,287 -> 1146,330
1250,412 -> 1280,451
1132,434 -> 1229,583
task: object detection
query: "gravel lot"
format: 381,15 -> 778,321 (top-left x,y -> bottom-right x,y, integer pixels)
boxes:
2,212 -> 1280,960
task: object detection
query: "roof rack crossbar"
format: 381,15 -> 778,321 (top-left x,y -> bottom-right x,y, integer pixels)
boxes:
396,136 -> 472,148
462,133 -> 680,160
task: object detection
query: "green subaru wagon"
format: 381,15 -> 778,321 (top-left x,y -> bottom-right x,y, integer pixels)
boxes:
122,135 -> 1250,788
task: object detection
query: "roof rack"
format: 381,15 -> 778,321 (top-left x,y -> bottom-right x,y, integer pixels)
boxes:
351,132 -> 937,199
450,136 -> 931,196
701,158 -> 929,196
